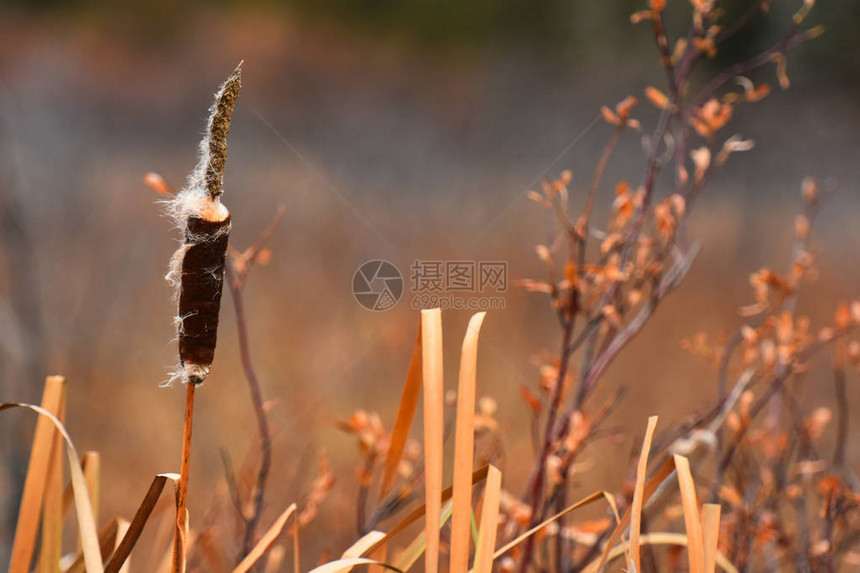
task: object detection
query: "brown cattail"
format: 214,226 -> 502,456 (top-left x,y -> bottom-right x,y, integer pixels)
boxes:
166,63 -> 242,385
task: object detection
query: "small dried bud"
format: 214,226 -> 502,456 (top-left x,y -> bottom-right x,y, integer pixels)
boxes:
804,407 -> 832,441
691,147 -> 711,183
600,233 -> 622,255
645,86 -> 670,109
254,247 -> 273,266
774,54 -> 790,89
672,38 -> 688,63
445,389 -> 457,407
785,484 -> 803,499
835,303 -> 852,330
478,396 -> 497,416
144,172 -> 173,195
615,96 -> 638,120
670,194 -> 686,217
601,106 -> 620,126
716,135 -> 755,165
801,177 -> 818,203
795,215 -> 810,241
630,10 -> 652,24
848,341 -> 860,367
694,37 -> 717,58
536,245 -> 552,263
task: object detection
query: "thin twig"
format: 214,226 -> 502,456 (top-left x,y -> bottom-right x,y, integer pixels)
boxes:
220,448 -> 246,522
832,345 -> 849,471
718,325 -> 856,476
227,206 -> 285,561
688,26 -> 819,114
519,118 -> 627,571
228,269 -> 272,561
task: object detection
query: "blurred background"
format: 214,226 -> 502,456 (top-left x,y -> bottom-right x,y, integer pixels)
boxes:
0,0 -> 858,568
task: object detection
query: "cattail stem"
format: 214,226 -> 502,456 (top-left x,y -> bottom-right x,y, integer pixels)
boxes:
172,381 -> 196,573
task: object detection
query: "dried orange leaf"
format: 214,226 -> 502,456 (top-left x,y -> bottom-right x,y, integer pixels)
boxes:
380,321 -> 423,497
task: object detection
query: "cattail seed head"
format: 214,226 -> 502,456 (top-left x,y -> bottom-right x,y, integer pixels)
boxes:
165,63 -> 242,386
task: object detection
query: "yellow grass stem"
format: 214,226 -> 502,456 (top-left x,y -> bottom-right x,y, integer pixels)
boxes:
3,391 -> 103,572
450,312 -> 487,573
82,452 -> 101,525
233,503 -> 297,573
471,465 -> 501,573
702,503 -> 722,573
342,531 -> 387,559
9,376 -> 66,572
629,415 -> 659,572
39,385 -> 65,573
421,308 -> 444,573
674,454 -> 705,573
602,532 -> 738,573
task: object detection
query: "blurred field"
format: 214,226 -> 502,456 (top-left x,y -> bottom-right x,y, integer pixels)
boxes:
0,2 -> 859,568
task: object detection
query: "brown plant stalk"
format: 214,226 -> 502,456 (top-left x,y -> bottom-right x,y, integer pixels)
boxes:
226,204 -> 286,560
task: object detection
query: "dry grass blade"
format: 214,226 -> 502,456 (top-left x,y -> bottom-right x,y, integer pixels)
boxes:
381,321 -> 423,498
420,307 -> 444,573
342,530 -> 387,559
197,528 -> 233,572
65,518 -> 131,573
307,558 -> 404,573
701,503 -> 721,573
292,517 -> 300,573
602,532 -> 738,573
104,473 -> 179,573
1,395 -> 103,573
233,503 -> 297,573
629,415 -> 659,573
9,375 -> 66,573
113,521 -> 131,573
471,464 -> 501,573
674,454 -> 704,573
493,490 -> 614,561
264,546 -> 286,573
40,386 -> 66,573
393,499 -> 454,571
450,312 -> 487,573
362,466 -> 491,558
368,543 -> 388,573
299,468 -> 493,573
62,454 -> 100,521
80,452 -> 101,550
588,455 -> 677,572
